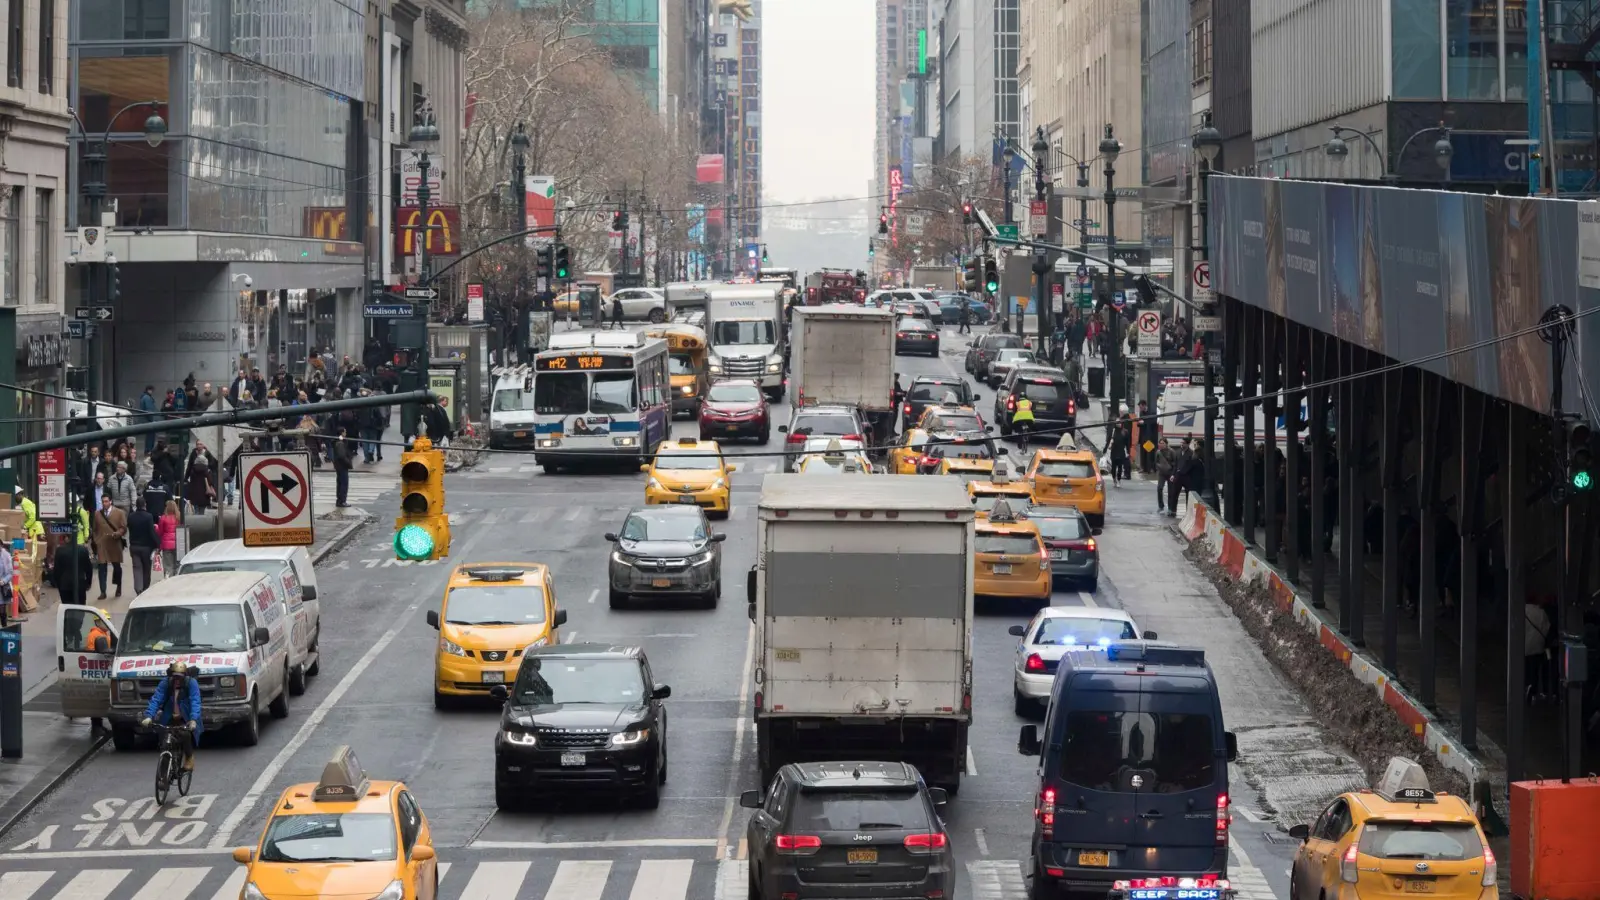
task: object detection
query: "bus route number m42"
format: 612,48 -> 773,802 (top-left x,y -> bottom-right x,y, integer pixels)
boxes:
538,354 -> 618,371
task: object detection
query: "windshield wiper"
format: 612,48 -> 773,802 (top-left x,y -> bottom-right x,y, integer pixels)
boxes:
282,856 -> 374,863
451,620 -> 520,626
854,822 -> 904,829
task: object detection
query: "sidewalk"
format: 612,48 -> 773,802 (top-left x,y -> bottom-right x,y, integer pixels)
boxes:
0,498 -> 373,836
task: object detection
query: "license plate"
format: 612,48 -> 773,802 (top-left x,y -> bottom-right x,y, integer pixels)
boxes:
1404,880 -> 1436,894
560,752 -> 586,767
992,563 -> 1012,575
481,671 -> 504,684
1050,550 -> 1064,560
652,578 -> 671,588
513,430 -> 527,438
1057,486 -> 1072,494
847,849 -> 878,865
1077,851 -> 1110,867
727,425 -> 739,432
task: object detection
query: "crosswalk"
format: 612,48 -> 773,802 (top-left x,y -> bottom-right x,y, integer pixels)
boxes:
308,471 -> 395,512
466,460 -> 788,478
0,854 -> 1282,900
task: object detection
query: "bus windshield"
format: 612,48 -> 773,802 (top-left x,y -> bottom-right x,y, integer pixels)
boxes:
669,354 -> 696,376
590,373 -> 637,414
533,373 -> 587,415
713,320 -> 776,345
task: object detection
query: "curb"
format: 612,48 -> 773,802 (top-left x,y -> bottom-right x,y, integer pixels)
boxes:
311,512 -> 371,564
0,730 -> 110,839
1173,501 -> 1498,808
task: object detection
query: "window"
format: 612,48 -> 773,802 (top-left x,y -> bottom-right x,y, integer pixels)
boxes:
1191,18 -> 1212,85
396,793 -> 421,854
1036,460 -> 1096,479
1358,821 -> 1483,861
1447,0 -> 1500,99
1033,617 -> 1136,645
1392,0 -> 1443,98
975,533 -> 1040,555
790,789 -> 929,832
1,188 -> 18,305
38,0 -> 53,93
6,0 -> 20,87
532,372 -> 587,415
34,189 -> 50,301
589,372 -> 637,414
1057,710 -> 1217,793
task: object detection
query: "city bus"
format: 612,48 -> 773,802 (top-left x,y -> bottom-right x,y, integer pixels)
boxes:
530,332 -> 671,472
644,323 -> 709,418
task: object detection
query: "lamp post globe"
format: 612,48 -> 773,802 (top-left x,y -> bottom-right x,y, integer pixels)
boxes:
1002,144 -> 1015,161
1099,124 -> 1122,165
143,112 -> 167,148
1031,128 -> 1050,166
408,121 -> 441,144
1193,114 -> 1222,164
510,122 -> 530,151
1324,132 -> 1350,160
1433,133 -> 1454,171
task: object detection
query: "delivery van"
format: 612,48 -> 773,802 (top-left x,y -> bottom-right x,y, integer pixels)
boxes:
177,540 -> 321,696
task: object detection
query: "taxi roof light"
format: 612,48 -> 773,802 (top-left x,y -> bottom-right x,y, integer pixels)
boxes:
463,567 -> 525,582
988,498 -> 1019,523
1374,757 -> 1435,802
677,437 -> 698,446
313,746 -> 370,802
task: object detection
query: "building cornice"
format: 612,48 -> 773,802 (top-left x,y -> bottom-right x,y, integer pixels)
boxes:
425,7 -> 469,50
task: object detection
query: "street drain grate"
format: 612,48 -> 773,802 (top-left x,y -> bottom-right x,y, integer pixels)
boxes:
1261,831 -> 1300,846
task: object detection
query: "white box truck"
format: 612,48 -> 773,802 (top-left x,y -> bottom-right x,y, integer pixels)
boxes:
745,475 -> 975,791
705,282 -> 786,401
789,305 -> 896,426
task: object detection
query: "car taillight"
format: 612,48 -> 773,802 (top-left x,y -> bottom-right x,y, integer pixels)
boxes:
1216,793 -> 1230,846
1006,396 -> 1016,411
1481,846 -> 1497,886
903,403 -> 913,417
1068,399 -> 1076,414
1039,545 -> 1049,570
1025,653 -> 1046,673
920,456 -> 937,468
904,832 -> 948,852
1038,787 -> 1057,838
1065,539 -> 1096,552
776,834 -> 822,855
1340,842 -> 1358,882
786,433 -> 806,444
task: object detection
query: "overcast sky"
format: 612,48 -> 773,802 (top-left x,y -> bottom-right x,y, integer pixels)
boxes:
763,0 -> 873,206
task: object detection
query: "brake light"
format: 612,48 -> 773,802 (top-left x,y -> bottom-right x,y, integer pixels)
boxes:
1216,793 -> 1230,846
1006,396 -> 1016,411
1068,399 -> 1076,415
904,403 -> 913,417
776,834 -> 822,854
1481,845 -> 1497,887
920,456 -> 938,468
786,433 -> 806,444
903,832 -> 948,852
1025,653 -> 1046,673
1040,544 -> 1050,570
1340,842 -> 1358,882
1065,539 -> 1096,552
1038,787 -> 1057,838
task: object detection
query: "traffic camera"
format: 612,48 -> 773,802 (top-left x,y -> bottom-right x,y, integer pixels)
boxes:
534,245 -> 553,281
984,259 -> 1000,294
963,257 -> 982,293
553,244 -> 571,280
396,438 -> 450,560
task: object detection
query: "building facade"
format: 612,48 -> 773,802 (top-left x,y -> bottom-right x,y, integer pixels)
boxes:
936,0 -> 1017,166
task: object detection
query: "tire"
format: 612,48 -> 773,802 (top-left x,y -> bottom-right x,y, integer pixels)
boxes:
609,588 -> 628,609
541,464 -> 560,474
939,770 -> 961,796
177,765 -> 192,797
433,690 -> 452,710
638,766 -> 662,809
1084,575 -> 1099,593
307,646 -> 320,678
268,673 -> 290,719
494,780 -> 523,812
757,427 -> 770,444
235,694 -> 261,746
154,753 -> 172,806
749,866 -> 763,900
112,724 -> 137,752
1014,687 -> 1031,717
288,663 -> 307,696
659,746 -> 669,784
648,307 -> 666,324
702,588 -> 718,609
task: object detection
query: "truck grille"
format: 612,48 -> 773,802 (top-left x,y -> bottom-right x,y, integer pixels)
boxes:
722,356 -> 766,377
539,731 -> 611,750
131,676 -> 225,701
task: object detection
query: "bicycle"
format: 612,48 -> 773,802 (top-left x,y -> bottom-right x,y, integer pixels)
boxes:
150,723 -> 194,806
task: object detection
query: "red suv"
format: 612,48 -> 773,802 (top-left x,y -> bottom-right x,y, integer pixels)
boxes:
698,379 -> 771,443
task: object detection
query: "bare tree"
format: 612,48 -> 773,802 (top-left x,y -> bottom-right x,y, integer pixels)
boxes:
882,155 -> 997,272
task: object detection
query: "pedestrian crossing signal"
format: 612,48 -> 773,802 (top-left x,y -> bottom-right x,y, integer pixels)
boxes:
963,257 -> 982,293
396,437 -> 449,560
535,245 -> 553,281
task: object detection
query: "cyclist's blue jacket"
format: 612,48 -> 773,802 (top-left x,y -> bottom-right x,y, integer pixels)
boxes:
144,675 -> 204,738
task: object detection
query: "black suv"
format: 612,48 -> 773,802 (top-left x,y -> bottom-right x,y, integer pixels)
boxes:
779,405 -> 867,472
965,332 -> 1023,380
902,375 -> 976,429
491,644 -> 671,809
741,761 -> 953,900
995,371 -> 1077,440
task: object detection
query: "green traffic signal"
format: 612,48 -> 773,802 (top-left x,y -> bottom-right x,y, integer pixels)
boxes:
1574,469 -> 1593,491
985,278 -> 999,292
395,524 -> 435,560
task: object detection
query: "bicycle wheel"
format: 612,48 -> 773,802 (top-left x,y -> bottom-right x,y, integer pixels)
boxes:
177,762 -> 193,797
154,752 -> 172,806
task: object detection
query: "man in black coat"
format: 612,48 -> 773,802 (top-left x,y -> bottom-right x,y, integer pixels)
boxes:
53,538 -> 93,605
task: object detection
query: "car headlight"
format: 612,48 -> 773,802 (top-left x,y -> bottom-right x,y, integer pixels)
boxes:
243,883 -> 269,900
610,729 -> 649,747
613,436 -> 638,447
372,880 -> 406,900
710,478 -> 725,490
708,362 -> 724,374
439,637 -> 469,657
766,362 -> 783,374
504,729 -> 537,746
647,477 -> 664,490
116,679 -> 136,698
681,385 -> 694,395
525,635 -> 549,648
689,550 -> 715,565
217,675 -> 237,689
612,551 -> 634,566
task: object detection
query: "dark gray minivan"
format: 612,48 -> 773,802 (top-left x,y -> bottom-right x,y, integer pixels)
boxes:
1017,641 -> 1238,898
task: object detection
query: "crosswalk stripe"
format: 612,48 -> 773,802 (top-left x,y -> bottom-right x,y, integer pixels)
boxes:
128,868 -> 206,900
712,858 -> 745,900
545,860 -> 611,900
458,861 -> 529,900
0,871 -> 53,900
627,859 -> 693,900
53,871 -> 129,900
967,859 -> 1026,899
207,869 -> 245,900
436,861 -> 452,886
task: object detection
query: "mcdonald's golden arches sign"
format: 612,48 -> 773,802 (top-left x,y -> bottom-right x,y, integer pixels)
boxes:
395,205 -> 462,257
301,207 -> 363,256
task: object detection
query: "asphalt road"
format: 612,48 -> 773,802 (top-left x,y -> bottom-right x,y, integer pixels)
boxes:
0,325 -> 1364,900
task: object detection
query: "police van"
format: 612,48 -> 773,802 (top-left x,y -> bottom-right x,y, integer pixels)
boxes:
1017,640 -> 1239,898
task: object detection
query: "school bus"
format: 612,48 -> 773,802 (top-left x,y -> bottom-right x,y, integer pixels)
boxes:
645,323 -> 710,417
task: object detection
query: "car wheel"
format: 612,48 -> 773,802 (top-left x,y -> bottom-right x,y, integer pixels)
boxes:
111,724 -> 137,752
541,464 -> 560,474
639,766 -> 662,809
306,636 -> 321,677
609,587 -> 628,609
288,663 -> 307,696
433,690 -> 452,710
1084,575 -> 1099,593
648,307 -> 666,324
494,779 -> 523,812
757,427 -> 770,443
1014,686 -> 1032,717
749,865 -> 763,900
703,586 -> 719,609
659,746 -> 669,784
235,693 -> 261,746
1028,863 -> 1056,900
268,670 -> 291,719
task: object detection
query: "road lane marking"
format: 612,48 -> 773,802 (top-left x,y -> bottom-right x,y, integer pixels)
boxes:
129,867 -> 207,900
563,630 -> 579,643
209,526 -> 495,850
52,870 -> 129,900
628,859 -> 693,900
1078,590 -> 1098,607
0,871 -> 52,900
437,862 -> 452,885
0,848 -> 233,860
966,745 -> 978,776
974,827 -> 990,856
713,858 -> 746,900
545,860 -> 610,900
459,861 -> 529,900
1228,834 -> 1279,900
967,859 -> 1026,900
587,588 -> 598,604
208,870 -> 246,900
714,620 -> 757,860
470,838 -> 719,850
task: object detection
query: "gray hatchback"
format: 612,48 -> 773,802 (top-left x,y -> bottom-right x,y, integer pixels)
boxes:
604,503 -> 726,608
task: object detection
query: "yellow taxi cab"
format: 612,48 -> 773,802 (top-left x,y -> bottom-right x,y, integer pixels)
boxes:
968,462 -> 1035,520
232,746 -> 438,900
973,500 -> 1051,601
1026,446 -> 1106,525
1287,758 -> 1497,900
642,437 -> 735,517
796,439 -> 874,475
890,428 -> 931,474
426,564 -> 567,708
915,403 -> 987,435
921,436 -> 997,476
938,456 -> 997,487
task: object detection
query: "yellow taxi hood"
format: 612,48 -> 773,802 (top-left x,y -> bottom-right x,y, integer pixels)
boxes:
442,620 -> 549,652
250,861 -> 397,899
653,467 -> 721,487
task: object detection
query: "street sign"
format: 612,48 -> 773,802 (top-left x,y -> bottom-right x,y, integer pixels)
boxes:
1194,315 -> 1222,332
1057,184 -> 1182,203
1193,286 -> 1214,304
73,306 -> 113,322
1136,310 -> 1162,359
364,303 -> 413,318
1192,260 -> 1211,289
403,287 -> 439,301
1075,290 -> 1094,310
36,449 -> 68,520
66,320 -> 87,339
241,451 -> 314,547
1112,291 -> 1127,310
996,223 -> 1018,240
1207,348 -> 1222,366
1083,235 -> 1112,245
1029,200 -> 1049,236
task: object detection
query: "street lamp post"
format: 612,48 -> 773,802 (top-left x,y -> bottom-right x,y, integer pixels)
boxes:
73,99 -> 167,419
1099,124 -> 1124,436
1324,122 -> 1454,180
509,124 -> 529,301
401,111 -> 441,441
1193,111 -> 1224,506
1029,128 -> 1052,358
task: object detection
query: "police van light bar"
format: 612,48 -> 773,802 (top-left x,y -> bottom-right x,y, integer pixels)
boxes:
1111,875 -> 1232,900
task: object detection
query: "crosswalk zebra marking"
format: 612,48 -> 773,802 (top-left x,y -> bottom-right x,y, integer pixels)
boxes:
207,871 -> 245,900
967,859 -> 1025,899
459,861 -> 529,900
627,859 -> 693,900
54,870 -> 129,900
547,860 -> 612,900
436,862 -> 453,886
128,868 -> 206,900
0,871 -> 53,900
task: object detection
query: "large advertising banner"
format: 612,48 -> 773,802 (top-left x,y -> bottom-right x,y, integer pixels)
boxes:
525,176 -> 556,247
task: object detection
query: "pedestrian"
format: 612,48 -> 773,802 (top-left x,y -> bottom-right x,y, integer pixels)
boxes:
611,294 -> 625,330
1526,596 -> 1552,702
0,542 -> 12,627
126,497 -> 158,594
1155,440 -> 1176,513
138,385 -> 158,453
158,500 -> 180,576
332,428 -> 354,508
185,458 -> 215,514
958,299 -> 972,335
91,494 -> 127,600
423,396 -> 454,446
1164,440 -> 1192,518
52,536 -> 92,605
107,459 -> 137,515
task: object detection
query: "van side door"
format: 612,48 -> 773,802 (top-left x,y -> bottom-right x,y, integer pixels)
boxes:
1132,684 -> 1227,875
57,605 -> 118,718
1046,680 -> 1139,866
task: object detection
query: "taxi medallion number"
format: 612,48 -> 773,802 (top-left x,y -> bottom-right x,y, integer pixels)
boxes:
847,849 -> 878,865
1078,850 -> 1110,867
560,752 -> 586,767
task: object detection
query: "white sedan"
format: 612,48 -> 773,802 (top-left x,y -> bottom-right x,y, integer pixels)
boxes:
1008,606 -> 1154,716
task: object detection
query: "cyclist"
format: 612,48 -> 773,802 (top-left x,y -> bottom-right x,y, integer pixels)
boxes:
140,660 -> 203,772
1010,394 -> 1036,443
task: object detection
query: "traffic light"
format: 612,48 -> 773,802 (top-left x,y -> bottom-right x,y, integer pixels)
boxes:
535,244 -> 553,280
396,437 -> 450,560
108,263 -> 121,303
612,210 -> 624,230
984,259 -> 1000,294
867,242 -> 876,258
878,213 -> 889,235
963,257 -> 982,292
761,245 -> 770,263
1570,420 -> 1594,492
962,202 -> 973,225
553,244 -> 571,280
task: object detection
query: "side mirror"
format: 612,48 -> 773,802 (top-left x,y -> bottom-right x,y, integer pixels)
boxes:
231,847 -> 254,865
652,683 -> 672,700
746,566 -> 758,605
1143,631 -> 1159,640
1225,731 -> 1238,762
739,790 -> 764,809
927,787 -> 950,806
1288,824 -> 1310,841
553,609 -> 568,628
1018,725 -> 1042,757
252,627 -> 270,648
426,611 -> 440,629
712,533 -> 728,543
1008,625 -> 1027,637
412,845 -> 436,861
604,532 -> 619,542
748,601 -> 756,622
640,464 -> 651,472
301,585 -> 318,601
777,425 -> 788,433
489,684 -> 509,702
985,425 -> 994,433
727,464 -> 739,472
